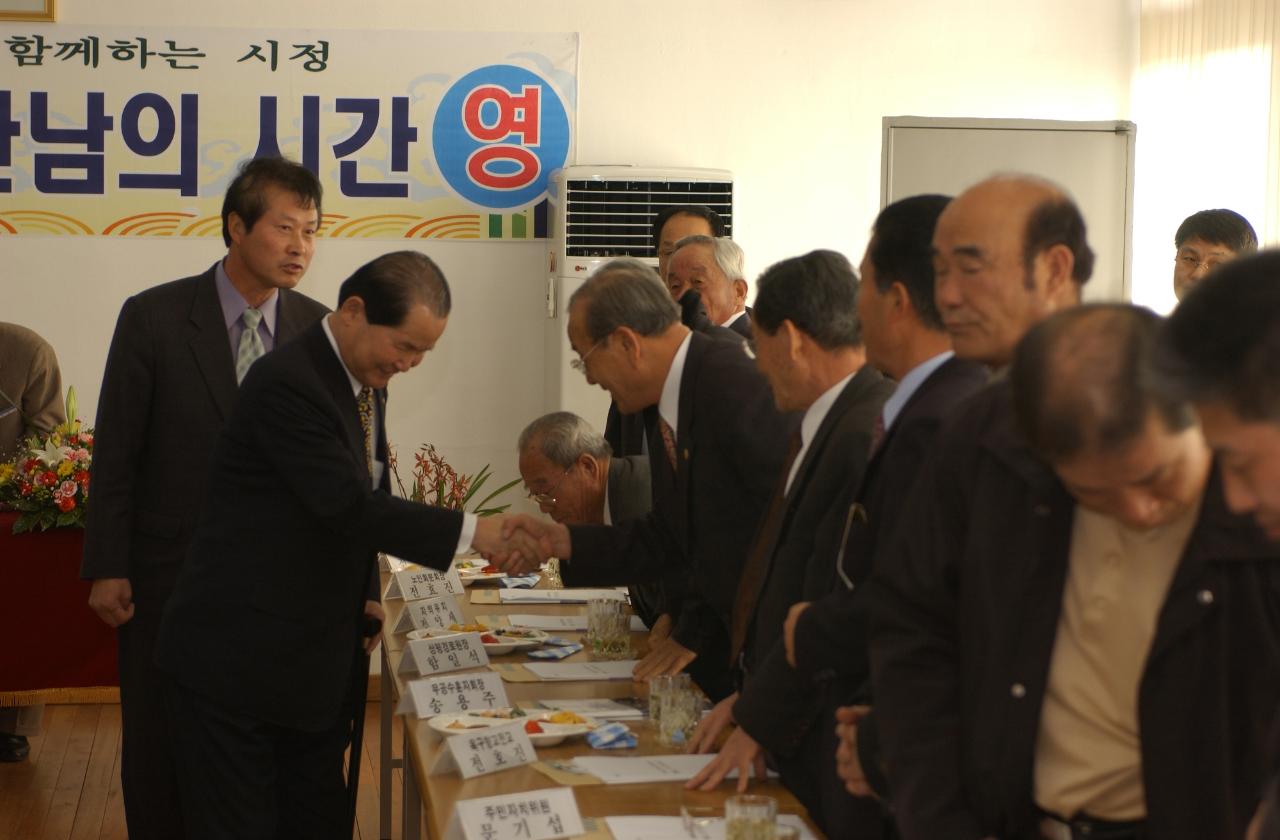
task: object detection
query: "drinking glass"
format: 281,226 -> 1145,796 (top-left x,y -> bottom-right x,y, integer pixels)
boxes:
649,672 -> 692,722
586,597 -> 630,660
658,687 -> 698,746
724,795 -> 777,840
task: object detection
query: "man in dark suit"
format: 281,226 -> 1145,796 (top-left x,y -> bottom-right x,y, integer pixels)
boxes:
516,411 -> 663,624
685,250 -> 894,811
667,235 -> 752,338
504,258 -> 798,701
605,204 -> 731,457
81,157 -> 330,839
154,251 -> 542,838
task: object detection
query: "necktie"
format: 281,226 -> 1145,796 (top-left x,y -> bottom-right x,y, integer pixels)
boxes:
869,411 -> 887,455
658,417 -> 678,472
357,387 -> 375,477
728,430 -> 804,666
234,308 -> 265,384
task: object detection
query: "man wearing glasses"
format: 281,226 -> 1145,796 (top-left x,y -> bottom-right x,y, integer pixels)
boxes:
1171,208 -> 1257,300
516,411 -> 664,625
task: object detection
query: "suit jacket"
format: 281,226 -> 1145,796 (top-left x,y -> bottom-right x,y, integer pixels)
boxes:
607,455 -> 665,627
786,356 -> 989,689
867,380 -> 1280,840
564,330 -> 799,696
155,322 -> 463,732
81,264 -> 329,591
724,308 -> 753,340
0,322 -> 65,461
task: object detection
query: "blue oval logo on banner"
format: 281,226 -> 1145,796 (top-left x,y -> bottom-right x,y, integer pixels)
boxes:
433,64 -> 570,210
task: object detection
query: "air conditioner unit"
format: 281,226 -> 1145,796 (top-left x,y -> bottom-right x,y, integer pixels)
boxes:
542,165 -> 734,424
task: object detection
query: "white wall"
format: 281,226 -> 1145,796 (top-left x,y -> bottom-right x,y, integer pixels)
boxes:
6,0 -> 1136,499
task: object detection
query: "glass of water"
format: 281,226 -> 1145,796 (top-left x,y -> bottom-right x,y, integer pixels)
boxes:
658,687 -> 698,747
649,672 -> 692,722
724,795 -> 777,840
586,597 -> 630,660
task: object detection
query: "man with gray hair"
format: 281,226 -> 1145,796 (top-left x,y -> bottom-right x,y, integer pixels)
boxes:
668,236 -> 752,338
517,411 -> 662,624
502,257 -> 797,700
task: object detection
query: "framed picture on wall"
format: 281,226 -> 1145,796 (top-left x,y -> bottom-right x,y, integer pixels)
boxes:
0,0 -> 55,21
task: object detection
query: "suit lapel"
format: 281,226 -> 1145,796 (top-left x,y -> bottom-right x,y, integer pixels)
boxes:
673,335 -> 710,549
786,366 -> 878,507
276,288 -> 314,344
304,323 -> 372,489
186,265 -> 239,421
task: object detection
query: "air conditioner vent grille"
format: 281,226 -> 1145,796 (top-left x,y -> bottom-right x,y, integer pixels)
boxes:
561,179 -> 733,258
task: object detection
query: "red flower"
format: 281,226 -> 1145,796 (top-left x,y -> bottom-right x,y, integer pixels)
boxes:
18,481 -> 32,496
74,470 -> 90,485
22,458 -> 38,474
40,470 -> 58,487
56,496 -> 75,512
68,435 -> 79,446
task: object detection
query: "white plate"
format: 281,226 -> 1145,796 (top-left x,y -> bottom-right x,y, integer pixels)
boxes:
459,571 -> 508,586
406,626 -> 549,655
428,711 -> 597,747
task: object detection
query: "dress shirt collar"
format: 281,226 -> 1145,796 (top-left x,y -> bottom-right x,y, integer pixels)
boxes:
658,331 -> 694,431
719,309 -> 747,329
784,370 -> 855,496
215,259 -> 279,338
881,351 -> 953,431
320,315 -> 365,397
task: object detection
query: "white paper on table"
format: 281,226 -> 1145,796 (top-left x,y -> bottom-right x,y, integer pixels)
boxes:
571,754 -> 724,784
504,613 -> 647,632
537,698 -> 645,720
605,814 -> 815,840
523,660 -> 639,681
498,588 -> 627,604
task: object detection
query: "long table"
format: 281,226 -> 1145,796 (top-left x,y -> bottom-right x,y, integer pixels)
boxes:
378,572 -> 819,840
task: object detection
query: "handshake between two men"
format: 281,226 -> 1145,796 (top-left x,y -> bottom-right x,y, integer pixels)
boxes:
471,513 -> 571,571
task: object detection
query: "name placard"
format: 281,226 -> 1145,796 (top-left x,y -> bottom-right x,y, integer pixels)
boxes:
396,672 -> 510,719
432,720 -> 536,778
390,594 -> 466,634
384,567 -> 466,601
398,633 -> 490,677
443,787 -> 583,840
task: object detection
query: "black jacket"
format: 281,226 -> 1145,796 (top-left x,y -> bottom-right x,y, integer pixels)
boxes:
867,380 -> 1280,840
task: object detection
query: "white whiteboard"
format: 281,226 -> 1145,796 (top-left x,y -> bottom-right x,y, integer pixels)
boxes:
881,117 -> 1136,302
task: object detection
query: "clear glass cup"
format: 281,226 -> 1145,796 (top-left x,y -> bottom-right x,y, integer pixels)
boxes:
724,795 -> 777,840
658,687 -> 698,747
649,672 -> 692,722
586,597 -> 631,660
541,557 -> 563,589
772,825 -> 800,840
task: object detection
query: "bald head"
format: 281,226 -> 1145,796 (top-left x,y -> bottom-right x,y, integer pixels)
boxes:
1012,304 -> 1193,463
932,174 -> 1093,367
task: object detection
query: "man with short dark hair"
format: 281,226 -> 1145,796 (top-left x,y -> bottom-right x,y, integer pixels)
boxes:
682,250 -> 893,820
1171,208 -> 1258,300
1153,250 -> 1280,840
668,235 -> 752,337
155,251 -> 542,837
503,258 -> 797,700
81,156 -> 330,839
868,304 -> 1280,840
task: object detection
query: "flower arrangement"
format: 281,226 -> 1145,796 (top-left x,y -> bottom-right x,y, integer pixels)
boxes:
388,442 -> 519,517
0,387 -> 93,534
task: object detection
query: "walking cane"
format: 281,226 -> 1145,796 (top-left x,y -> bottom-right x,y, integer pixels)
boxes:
348,613 -> 382,837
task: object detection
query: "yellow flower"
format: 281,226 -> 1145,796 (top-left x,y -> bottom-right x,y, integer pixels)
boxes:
57,460 -> 75,477
0,463 -> 13,484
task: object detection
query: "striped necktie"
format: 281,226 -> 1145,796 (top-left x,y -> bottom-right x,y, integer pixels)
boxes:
235,308 -> 265,384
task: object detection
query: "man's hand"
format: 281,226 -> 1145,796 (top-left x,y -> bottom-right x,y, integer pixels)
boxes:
687,692 -> 737,753
362,600 -> 385,654
783,601 -> 811,669
472,514 -> 558,573
88,577 -> 135,627
834,704 -> 877,798
633,636 -> 696,682
686,726 -> 765,793
648,613 -> 673,645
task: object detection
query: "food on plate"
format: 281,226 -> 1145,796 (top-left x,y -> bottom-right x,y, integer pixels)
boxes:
448,622 -> 489,633
545,711 -> 587,725
473,707 -> 527,719
524,720 -> 543,734
480,633 -> 502,644
496,627 -> 540,639
446,720 -> 487,730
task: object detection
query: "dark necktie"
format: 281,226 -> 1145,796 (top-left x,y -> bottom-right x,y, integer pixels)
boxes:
728,430 -> 804,666
356,387 -> 374,478
658,417 -> 678,472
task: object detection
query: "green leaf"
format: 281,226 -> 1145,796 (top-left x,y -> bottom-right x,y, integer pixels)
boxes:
472,476 -> 521,513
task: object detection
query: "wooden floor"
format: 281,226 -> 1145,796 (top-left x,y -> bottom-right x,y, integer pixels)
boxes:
0,702 -> 416,840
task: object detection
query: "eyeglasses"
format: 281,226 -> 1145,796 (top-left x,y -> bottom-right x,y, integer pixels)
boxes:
570,338 -> 606,374
527,465 -> 572,506
1175,254 -> 1230,273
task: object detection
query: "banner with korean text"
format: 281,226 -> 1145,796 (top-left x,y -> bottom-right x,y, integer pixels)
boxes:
0,27 -> 577,240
